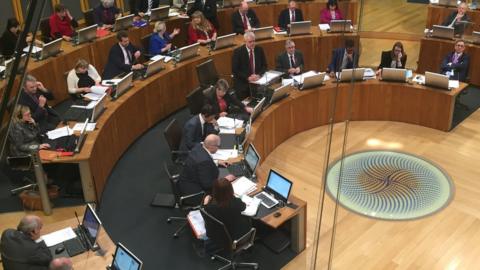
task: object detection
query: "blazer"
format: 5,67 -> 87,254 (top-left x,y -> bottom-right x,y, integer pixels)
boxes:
204,88 -> 245,116
18,89 -> 55,126
93,4 -> 120,26
178,143 -> 219,195
0,229 -> 52,270
442,11 -> 471,34
67,65 -> 101,94
327,47 -> 359,73
187,23 -> 216,45
149,33 -> 172,55
8,121 -> 43,157
378,50 -> 407,69
136,0 -> 160,14
440,52 -> 470,82
320,8 -> 344,24
0,30 -> 26,59
232,45 -> 267,99
103,43 -> 139,79
278,8 -> 304,30
187,0 -> 219,29
231,9 -> 260,35
204,198 -> 251,240
180,114 -> 218,151
275,50 -> 305,75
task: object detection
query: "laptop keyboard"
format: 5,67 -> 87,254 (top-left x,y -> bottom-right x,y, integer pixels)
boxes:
227,163 -> 245,177
63,107 -> 91,122
255,192 -> 277,208
63,237 -> 86,257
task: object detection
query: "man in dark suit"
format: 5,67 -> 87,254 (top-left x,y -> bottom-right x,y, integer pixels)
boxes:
275,39 -> 304,76
178,134 -> 235,195
440,39 -> 470,82
278,0 -> 304,30
135,0 -> 160,17
326,38 -> 359,78
231,1 -> 260,35
103,31 -> 144,80
18,75 -> 60,133
231,32 -> 267,100
442,2 -> 471,36
180,104 -> 218,151
187,0 -> 219,29
0,215 -> 52,270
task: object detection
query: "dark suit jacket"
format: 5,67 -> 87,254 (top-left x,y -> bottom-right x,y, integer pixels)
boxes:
103,43 -> 139,79
442,11 -> 471,35
136,0 -> 160,14
18,89 -> 59,132
0,229 -> 52,270
231,10 -> 260,35
327,48 -> 359,73
277,8 -> 304,30
178,143 -> 219,195
204,89 -> 245,117
232,45 -> 267,99
378,50 -> 407,69
204,198 -> 250,240
440,52 -> 470,82
275,50 -> 304,75
180,114 -> 217,151
187,0 -> 219,29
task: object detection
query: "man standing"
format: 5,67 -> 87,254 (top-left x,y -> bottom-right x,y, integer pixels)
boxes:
103,30 -> 144,79
275,39 -> 304,76
440,39 -> 470,82
278,0 -> 304,30
231,1 -> 260,35
1,215 -> 52,270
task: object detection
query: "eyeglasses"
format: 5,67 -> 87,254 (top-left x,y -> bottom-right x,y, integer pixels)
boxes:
455,44 -> 465,47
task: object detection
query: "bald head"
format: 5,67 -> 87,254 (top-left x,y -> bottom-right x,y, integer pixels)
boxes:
49,257 -> 73,270
17,215 -> 43,240
204,134 -> 221,153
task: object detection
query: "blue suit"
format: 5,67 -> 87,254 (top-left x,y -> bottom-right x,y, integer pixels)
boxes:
327,48 -> 359,73
149,33 -> 171,55
103,43 -> 139,79
440,52 -> 470,82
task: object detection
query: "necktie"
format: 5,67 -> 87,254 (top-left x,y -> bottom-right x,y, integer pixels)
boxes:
249,49 -> 254,75
289,54 -> 295,68
242,14 -> 248,30
452,53 -> 459,64
291,10 -> 295,22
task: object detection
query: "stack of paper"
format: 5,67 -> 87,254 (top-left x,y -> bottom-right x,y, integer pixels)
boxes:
212,149 -> 238,160
46,126 -> 73,140
448,80 -> 459,89
252,71 -> 283,85
241,195 -> 261,217
150,55 -> 165,61
187,210 -> 206,239
82,93 -> 103,101
72,122 -> 96,132
232,176 -> 257,197
217,117 -> 244,129
40,227 -> 77,247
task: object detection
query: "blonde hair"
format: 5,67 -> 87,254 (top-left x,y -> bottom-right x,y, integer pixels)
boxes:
191,11 -> 212,33
153,21 -> 166,33
74,59 -> 89,71
12,105 -> 30,124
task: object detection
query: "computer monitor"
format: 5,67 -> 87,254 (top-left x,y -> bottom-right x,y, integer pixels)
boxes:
74,118 -> 89,153
269,84 -> 290,104
113,14 -> 134,32
265,169 -> 293,202
76,24 -> 98,45
381,68 -> 407,82
144,57 -> 165,78
110,243 -> 143,270
288,21 -> 311,36
431,25 -> 454,40
91,94 -> 107,122
425,71 -> 450,90
3,53 -> 27,79
82,204 -> 102,247
149,5 -> 169,22
39,38 -> 62,60
250,97 -> 265,122
112,72 -> 133,99
196,59 -> 219,87
212,33 -> 236,51
328,20 -> 353,33
244,143 -> 260,174
173,43 -> 199,63
253,26 -> 274,40
299,72 -> 326,90
338,68 -> 365,82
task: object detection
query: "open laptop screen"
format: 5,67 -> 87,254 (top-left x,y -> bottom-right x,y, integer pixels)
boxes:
82,204 -> 102,245
266,169 -> 292,201
244,144 -> 260,173
112,243 -> 143,270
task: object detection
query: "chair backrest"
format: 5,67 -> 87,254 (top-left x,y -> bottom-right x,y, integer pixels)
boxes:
164,162 -> 181,203
200,208 -> 233,253
185,87 -> 205,115
141,34 -> 152,53
163,119 -> 183,162
83,9 -> 95,26
196,59 -> 219,88
39,17 -> 52,43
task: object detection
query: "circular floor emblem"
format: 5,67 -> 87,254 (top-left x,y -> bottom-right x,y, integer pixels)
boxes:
326,150 -> 454,220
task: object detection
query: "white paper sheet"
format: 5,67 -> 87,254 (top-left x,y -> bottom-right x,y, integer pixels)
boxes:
251,71 -> 283,85
219,127 -> 236,134
413,75 -> 425,84
82,92 -> 104,101
168,11 -> 180,17
150,55 -> 165,61
41,227 -> 77,247
318,24 -> 330,31
46,126 -> 74,140
233,177 -> 257,197
212,149 -> 238,160
102,79 -> 121,85
90,86 -> 109,95
72,122 -> 96,132
164,56 -> 173,62
217,117 -> 244,129
241,195 -> 261,216
448,80 -> 459,89
292,70 -> 318,84
23,45 -> 42,54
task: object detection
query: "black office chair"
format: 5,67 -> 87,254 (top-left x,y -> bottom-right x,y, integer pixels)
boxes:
39,17 -> 52,43
165,163 -> 204,238
150,163 -> 177,207
6,155 -> 37,195
200,208 -> 258,270
196,59 -> 219,88
140,34 -> 153,60
83,9 -> 95,26
163,119 -> 188,165
186,86 -> 206,115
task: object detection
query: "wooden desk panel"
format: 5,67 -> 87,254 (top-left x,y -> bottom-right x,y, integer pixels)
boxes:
426,4 -> 480,30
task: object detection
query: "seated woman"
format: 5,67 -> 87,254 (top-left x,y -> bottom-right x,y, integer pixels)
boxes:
66,59 -> 101,98
49,4 -> 78,41
149,21 -> 180,55
93,0 -> 121,29
187,11 -> 217,45
377,41 -> 407,71
204,79 -> 253,120
0,18 -> 42,59
203,178 -> 251,240
320,0 -> 344,24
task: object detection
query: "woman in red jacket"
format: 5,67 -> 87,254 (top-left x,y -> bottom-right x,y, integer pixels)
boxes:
187,11 -> 217,45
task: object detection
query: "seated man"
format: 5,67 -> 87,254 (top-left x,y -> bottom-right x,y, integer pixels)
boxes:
231,1 -> 260,35
18,74 -> 60,133
178,134 -> 235,195
180,104 -> 219,151
0,215 -> 52,270
49,4 -> 78,41
440,39 -> 470,82
278,0 -> 304,30
231,31 -> 267,100
326,38 -> 358,78
93,0 -> 121,29
204,79 -> 253,120
275,39 -> 304,76
442,2 -> 470,36
103,30 -> 144,80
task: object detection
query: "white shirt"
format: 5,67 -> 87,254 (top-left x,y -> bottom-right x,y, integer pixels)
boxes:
119,44 -> 131,65
66,65 -> 101,94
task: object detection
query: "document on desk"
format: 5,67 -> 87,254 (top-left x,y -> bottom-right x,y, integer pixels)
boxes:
318,24 -> 330,31
212,149 -> 238,160
219,127 -> 236,134
251,71 -> 283,85
448,80 -> 459,89
90,85 -> 109,95
72,122 -> 96,132
150,55 -> 165,61
217,117 -> 244,129
187,210 -> 206,239
82,92 -> 103,101
23,45 -> 42,54
46,126 -> 74,140
71,101 -> 96,109
241,195 -> 261,217
413,75 -> 425,84
233,176 -> 257,198
41,227 -> 77,247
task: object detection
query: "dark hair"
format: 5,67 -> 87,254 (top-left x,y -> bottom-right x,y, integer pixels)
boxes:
326,0 -> 338,9
201,104 -> 214,118
212,178 -> 234,208
390,41 -> 405,59
344,39 -> 354,48
54,4 -> 66,13
116,30 -> 129,41
6,18 -> 19,31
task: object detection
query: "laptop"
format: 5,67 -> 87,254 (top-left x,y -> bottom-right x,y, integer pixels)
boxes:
149,5 -> 169,22
328,20 -> 353,33
74,24 -> 98,45
254,169 -> 293,209
431,25 -> 454,40
337,68 -> 365,82
174,43 -> 199,62
225,143 -> 260,178
425,71 -> 450,90
113,14 -> 134,32
63,93 -> 107,123
265,84 -> 290,106
52,204 -> 102,257
112,72 -> 133,99
212,33 -> 236,50
472,31 -> 480,44
381,68 -> 407,82
253,26 -> 274,40
2,53 -> 27,79
288,21 -> 311,36
48,118 -> 89,152
222,0 -> 242,8
436,0 -> 458,7
107,243 -> 143,270
134,58 -> 164,80
39,38 -> 63,60
298,72 -> 326,90
250,97 -> 266,122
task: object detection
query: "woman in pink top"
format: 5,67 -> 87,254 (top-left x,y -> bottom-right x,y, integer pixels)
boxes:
320,0 -> 344,24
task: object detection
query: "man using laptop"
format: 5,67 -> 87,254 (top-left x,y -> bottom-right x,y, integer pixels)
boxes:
440,39 -> 470,82
231,1 -> 260,35
278,0 -> 304,30
1,215 -> 52,270
180,104 -> 219,151
326,39 -> 358,79
275,39 -> 304,76
232,31 -> 267,100
178,135 -> 235,195
103,31 -> 144,79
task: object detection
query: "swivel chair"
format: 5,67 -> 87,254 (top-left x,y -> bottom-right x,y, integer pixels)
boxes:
140,33 -> 153,60
163,119 -> 188,165
186,86 -> 205,115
